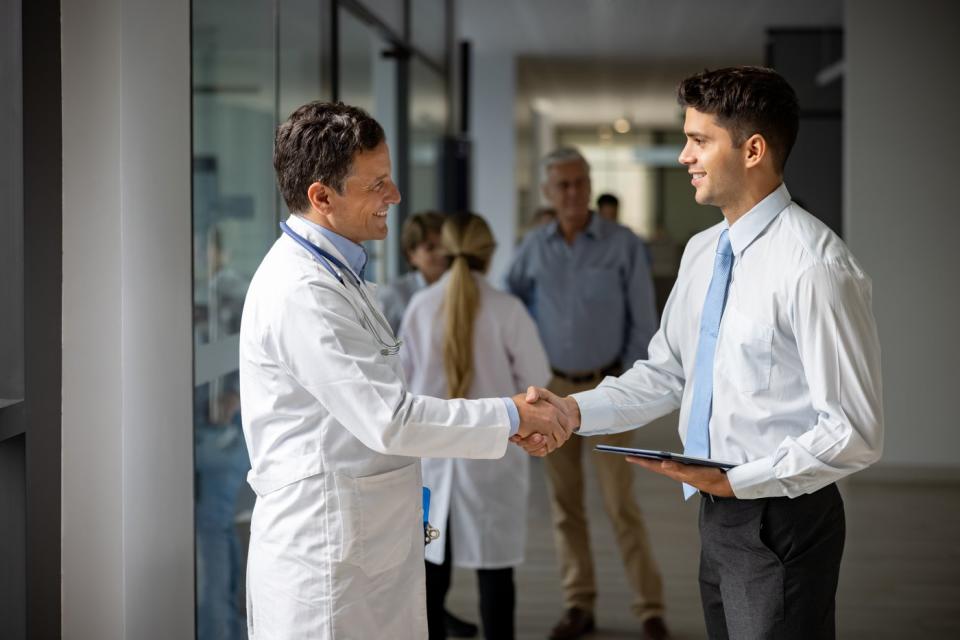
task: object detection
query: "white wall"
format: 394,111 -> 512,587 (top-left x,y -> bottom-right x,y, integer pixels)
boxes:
470,50 -> 517,284
62,0 -> 194,637
846,0 -> 960,467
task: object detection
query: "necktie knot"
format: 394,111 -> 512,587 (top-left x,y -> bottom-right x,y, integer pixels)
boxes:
717,229 -> 733,258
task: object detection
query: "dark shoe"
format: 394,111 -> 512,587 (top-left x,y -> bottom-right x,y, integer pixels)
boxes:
642,616 -> 671,640
445,609 -> 479,638
549,607 -> 595,640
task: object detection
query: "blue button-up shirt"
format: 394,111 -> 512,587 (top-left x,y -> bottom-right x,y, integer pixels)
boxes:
298,215 -> 369,279
507,213 -> 658,372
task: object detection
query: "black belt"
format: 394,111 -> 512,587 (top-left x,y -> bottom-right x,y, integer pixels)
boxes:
551,361 -> 621,385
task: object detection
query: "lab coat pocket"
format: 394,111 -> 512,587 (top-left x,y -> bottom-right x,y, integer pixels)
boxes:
336,463 -> 420,576
719,306 -> 774,393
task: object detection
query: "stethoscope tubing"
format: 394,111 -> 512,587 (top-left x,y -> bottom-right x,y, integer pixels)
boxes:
279,220 -> 401,355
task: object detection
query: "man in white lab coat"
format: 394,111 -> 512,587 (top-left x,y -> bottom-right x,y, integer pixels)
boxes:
238,101 -> 570,639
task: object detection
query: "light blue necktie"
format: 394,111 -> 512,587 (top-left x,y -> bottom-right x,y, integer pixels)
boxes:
683,230 -> 734,499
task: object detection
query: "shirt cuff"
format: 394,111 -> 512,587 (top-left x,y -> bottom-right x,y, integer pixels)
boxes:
501,397 -> 520,437
725,455 -> 788,499
569,388 -> 614,435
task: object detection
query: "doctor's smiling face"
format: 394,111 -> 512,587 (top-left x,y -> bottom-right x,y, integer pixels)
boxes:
274,101 -> 400,244
307,141 -> 401,244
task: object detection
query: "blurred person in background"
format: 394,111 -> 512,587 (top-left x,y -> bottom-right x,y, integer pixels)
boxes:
195,224 -> 251,640
507,148 -> 669,640
378,210 -> 480,638
596,193 -> 620,222
533,204 -> 558,226
377,211 -> 449,334
401,212 -> 551,640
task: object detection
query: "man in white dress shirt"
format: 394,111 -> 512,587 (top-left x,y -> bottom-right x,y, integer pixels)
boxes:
525,67 -> 883,639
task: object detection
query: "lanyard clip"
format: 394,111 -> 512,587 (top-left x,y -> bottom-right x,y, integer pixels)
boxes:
422,486 -> 440,544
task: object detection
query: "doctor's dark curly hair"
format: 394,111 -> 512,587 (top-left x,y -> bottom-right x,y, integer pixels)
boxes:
677,66 -> 799,172
273,101 -> 386,212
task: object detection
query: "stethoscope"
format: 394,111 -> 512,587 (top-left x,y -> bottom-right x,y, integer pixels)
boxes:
280,220 -> 402,356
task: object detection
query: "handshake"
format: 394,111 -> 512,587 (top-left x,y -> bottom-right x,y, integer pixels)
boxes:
508,387 -> 582,457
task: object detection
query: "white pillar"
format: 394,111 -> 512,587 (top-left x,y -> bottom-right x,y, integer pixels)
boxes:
61,0 -> 194,637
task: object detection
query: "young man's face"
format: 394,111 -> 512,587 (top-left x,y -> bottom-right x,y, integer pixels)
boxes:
407,230 -> 448,285
326,141 -> 401,244
679,107 -> 746,211
542,160 -> 592,228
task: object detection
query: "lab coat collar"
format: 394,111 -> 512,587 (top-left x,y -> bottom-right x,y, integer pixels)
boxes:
726,183 -> 791,256
286,214 -> 369,279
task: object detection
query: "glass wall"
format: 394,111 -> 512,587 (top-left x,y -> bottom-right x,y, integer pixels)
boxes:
408,57 -> 448,216
191,1 -> 329,637
191,1 -> 448,636
1,0 -> 24,410
338,6 -> 400,283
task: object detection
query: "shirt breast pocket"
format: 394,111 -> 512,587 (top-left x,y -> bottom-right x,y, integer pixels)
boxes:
582,267 -> 620,303
718,306 -> 774,393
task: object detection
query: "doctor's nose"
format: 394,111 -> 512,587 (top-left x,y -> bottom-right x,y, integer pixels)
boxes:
385,180 -> 401,205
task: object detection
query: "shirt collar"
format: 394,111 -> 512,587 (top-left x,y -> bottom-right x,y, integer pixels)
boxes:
413,270 -> 426,289
584,211 -> 604,238
726,183 -> 791,256
291,214 -> 369,279
546,211 -> 603,241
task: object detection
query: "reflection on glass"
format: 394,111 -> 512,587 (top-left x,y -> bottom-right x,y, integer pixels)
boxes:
193,0 -> 330,635
1,0 -> 24,408
338,8 -> 399,283
411,0 -> 446,66
192,1 -> 276,638
409,58 -> 448,215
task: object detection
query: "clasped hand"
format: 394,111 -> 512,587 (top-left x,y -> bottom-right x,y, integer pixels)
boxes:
508,387 -> 581,457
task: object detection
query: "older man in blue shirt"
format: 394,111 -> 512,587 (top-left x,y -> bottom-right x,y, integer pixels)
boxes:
507,148 -> 669,640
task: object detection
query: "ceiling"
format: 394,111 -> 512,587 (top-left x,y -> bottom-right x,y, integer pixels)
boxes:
457,0 -> 844,127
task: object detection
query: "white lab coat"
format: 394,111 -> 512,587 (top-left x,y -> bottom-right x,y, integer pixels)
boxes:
400,272 -> 550,568
238,215 -> 512,639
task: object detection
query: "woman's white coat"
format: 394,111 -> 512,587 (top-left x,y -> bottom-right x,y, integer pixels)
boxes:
400,272 -> 550,568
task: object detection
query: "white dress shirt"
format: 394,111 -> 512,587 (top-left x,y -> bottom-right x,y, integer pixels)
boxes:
573,184 -> 884,499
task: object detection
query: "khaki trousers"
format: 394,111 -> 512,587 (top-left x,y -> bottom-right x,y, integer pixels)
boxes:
544,376 -> 665,621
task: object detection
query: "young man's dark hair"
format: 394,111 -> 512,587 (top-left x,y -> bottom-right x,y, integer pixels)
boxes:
596,193 -> 619,209
677,66 -> 799,172
273,101 -> 385,212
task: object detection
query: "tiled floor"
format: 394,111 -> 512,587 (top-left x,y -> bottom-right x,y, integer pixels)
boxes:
444,413 -> 960,639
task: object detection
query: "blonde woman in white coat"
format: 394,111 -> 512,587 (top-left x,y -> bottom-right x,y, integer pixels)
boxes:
400,212 -> 551,640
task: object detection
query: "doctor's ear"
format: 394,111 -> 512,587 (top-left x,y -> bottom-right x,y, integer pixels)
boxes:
743,133 -> 767,169
306,182 -> 336,214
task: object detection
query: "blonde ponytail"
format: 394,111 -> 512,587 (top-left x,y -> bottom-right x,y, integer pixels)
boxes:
441,213 -> 496,399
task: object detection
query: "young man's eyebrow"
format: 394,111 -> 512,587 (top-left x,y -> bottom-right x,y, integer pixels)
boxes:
685,130 -> 709,139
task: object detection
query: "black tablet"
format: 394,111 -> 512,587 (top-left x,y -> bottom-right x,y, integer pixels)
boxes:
594,445 -> 737,471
